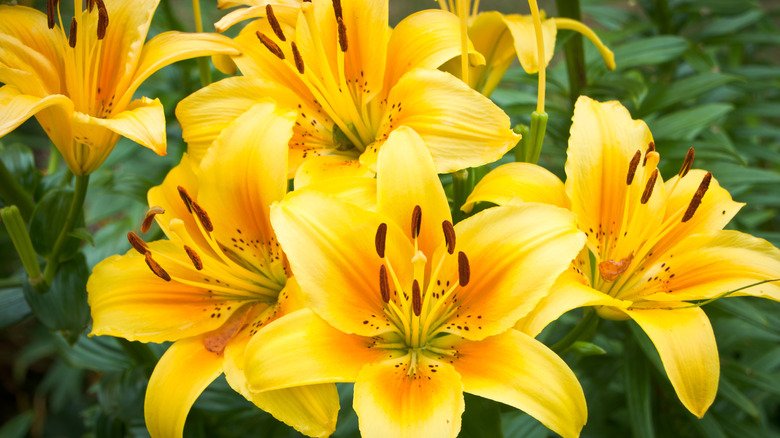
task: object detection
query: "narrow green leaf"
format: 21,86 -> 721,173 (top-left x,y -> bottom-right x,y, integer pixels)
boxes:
613,36 -> 689,69
717,374 -> 761,419
647,104 -> 733,140
624,341 -> 655,438
68,227 -> 95,246
0,411 -> 34,438
690,412 -> 728,438
458,394 -> 503,438
29,188 -> 84,260
638,73 -> 739,116
0,285 -> 31,329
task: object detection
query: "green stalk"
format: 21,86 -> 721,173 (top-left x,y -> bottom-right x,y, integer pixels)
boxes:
555,0 -> 586,105
1,205 -> 42,286
526,111 -> 548,164
0,159 -> 34,220
39,174 -> 89,293
192,0 -> 212,87
551,308 -> 599,354
452,168 -> 475,223
514,124 -> 530,163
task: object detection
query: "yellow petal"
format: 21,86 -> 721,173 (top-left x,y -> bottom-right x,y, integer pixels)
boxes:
147,153 -> 203,241
501,14 -> 557,74
380,68 -> 519,173
300,176 -> 378,212
245,309 -> 397,391
0,85 -> 72,140
270,190 -> 414,336
338,0 -> 390,103
0,34 -> 59,96
450,330 -> 586,438
462,162 -> 569,213
461,12 -> 518,96
377,126 -> 451,258
385,9 -> 483,92
515,268 -> 628,337
214,3 -> 300,33
145,337 -> 223,438
81,97 -> 166,155
293,155 -> 374,189
439,204 -> 586,340
622,305 -> 718,418
353,355 -> 463,438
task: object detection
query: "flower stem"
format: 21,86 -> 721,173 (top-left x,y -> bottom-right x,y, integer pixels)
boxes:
39,174 -> 89,293
452,168 -> 475,223
0,159 -> 34,221
551,308 -> 599,354
192,0 -> 212,87
554,0 -> 586,105
1,205 -> 42,287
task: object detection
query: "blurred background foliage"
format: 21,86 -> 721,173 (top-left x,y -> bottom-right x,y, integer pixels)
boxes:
1,0 -> 780,437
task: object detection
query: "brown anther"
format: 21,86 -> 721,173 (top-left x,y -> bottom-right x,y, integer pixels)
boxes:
641,169 -> 659,204
678,147 -> 695,178
256,31 -> 285,60
265,4 -> 286,41
442,220 -> 456,255
626,150 -> 641,185
141,206 -> 165,233
291,42 -> 305,74
127,232 -> 148,255
332,0 -> 343,20
682,172 -> 712,223
337,16 -> 348,52
177,185 -> 193,213
190,201 -> 214,232
68,17 -> 77,48
96,0 -> 108,40
375,223 -> 387,258
412,279 -> 422,316
379,265 -> 390,303
145,252 -> 171,281
598,254 -> 634,282
458,251 -> 470,287
411,205 -> 422,239
643,142 -> 656,166
86,0 -> 95,11
47,0 -> 59,29
184,245 -> 204,270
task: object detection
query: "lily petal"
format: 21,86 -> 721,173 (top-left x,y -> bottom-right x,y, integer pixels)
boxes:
450,330 -> 586,438
293,155 -> 374,190
145,337 -> 223,438
379,68 -> 519,173
81,96 -> 166,155
462,162 -> 569,213
623,304 -> 718,418
501,13 -> 556,74
377,126 -> 451,257
270,190 -> 414,336
0,85 -> 72,140
353,355 -> 463,438
301,177 -> 378,212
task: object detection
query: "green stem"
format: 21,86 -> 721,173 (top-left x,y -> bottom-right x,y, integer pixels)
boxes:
513,124 -> 530,163
555,0 -> 586,105
1,206 -> 42,287
0,159 -> 34,220
452,168 -> 475,223
192,0 -> 212,87
551,309 -> 599,354
526,111 -> 548,164
39,174 -> 89,293
0,277 -> 24,289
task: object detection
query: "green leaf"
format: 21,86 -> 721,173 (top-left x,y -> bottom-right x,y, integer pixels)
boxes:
623,341 -> 655,438
68,227 -> 95,246
29,187 -> 84,260
723,364 -> 780,398
501,411 -> 547,438
0,284 -> 31,329
716,374 -> 761,419
458,394 -> 503,438
0,411 -> 34,438
647,104 -> 733,140
570,341 -> 607,356
0,142 -> 41,196
23,253 -> 90,334
638,73 -> 739,116
56,333 -> 135,372
613,36 -> 689,69
690,412 -> 728,438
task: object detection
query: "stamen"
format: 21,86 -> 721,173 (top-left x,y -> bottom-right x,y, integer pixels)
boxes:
265,4 -> 286,41
682,172 -> 712,223
46,0 -> 58,29
442,220 -> 456,254
177,186 -> 193,213
332,0 -> 343,20
379,265 -> 390,303
145,252 -> 171,281
127,232 -> 148,255
68,18 -> 77,48
458,251 -> 470,287
184,245 -> 204,270
412,279 -> 422,316
86,0 -> 95,11
643,142 -> 655,166
678,147 -> 695,178
256,31 -> 285,60
337,17 -> 348,52
375,223 -> 387,258
626,150 -> 641,185
96,0 -> 109,40
190,201 -> 214,232
291,42 -> 305,74
641,169 -> 659,204
411,205 -> 422,239
141,206 -> 165,233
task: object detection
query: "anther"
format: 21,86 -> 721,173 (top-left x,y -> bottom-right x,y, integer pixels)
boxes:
442,220 -> 456,254
68,17 -> 77,48
142,206 -> 165,233
379,265 -> 390,303
682,172 -> 712,223
256,31 -> 285,60
678,147 -> 695,178
190,201 -> 214,232
375,223 -> 387,258
145,252 -> 171,281
641,169 -> 659,204
86,0 -> 95,11
184,245 -> 204,270
47,0 -> 59,29
626,150 -> 641,185
643,142 -> 656,166
412,279 -> 422,316
291,42 -> 304,74
127,232 -> 148,255
177,186 -> 193,213
337,16 -> 348,52
458,251 -> 470,287
332,0 -> 343,20
265,4 -> 286,41
411,205 -> 422,239
96,0 -> 108,40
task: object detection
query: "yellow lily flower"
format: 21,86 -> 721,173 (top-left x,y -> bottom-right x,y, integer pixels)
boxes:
244,126 -> 588,438
177,0 -> 519,179
438,0 -> 615,97
87,103 -> 338,438
0,0 -> 239,175
464,95 -> 780,418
